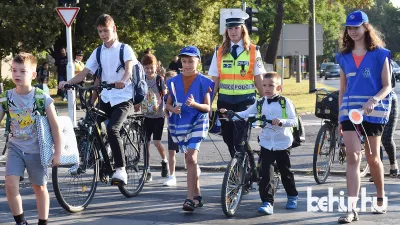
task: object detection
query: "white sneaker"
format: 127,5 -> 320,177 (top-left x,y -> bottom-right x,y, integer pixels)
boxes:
112,167 -> 127,185
162,175 -> 177,186
63,97 -> 67,102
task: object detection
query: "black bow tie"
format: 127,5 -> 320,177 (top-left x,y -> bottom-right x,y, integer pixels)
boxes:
267,96 -> 280,104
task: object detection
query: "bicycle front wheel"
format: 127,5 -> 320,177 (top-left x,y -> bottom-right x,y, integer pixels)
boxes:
118,118 -> 148,198
221,157 -> 246,217
52,130 -> 99,213
360,143 -> 370,177
313,123 -> 335,184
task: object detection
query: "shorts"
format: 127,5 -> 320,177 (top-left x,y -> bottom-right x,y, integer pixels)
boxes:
168,130 -> 179,153
144,117 -> 165,141
5,148 -> 47,186
341,120 -> 384,137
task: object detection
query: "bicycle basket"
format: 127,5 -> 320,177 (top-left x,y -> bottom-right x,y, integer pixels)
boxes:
315,90 -> 339,121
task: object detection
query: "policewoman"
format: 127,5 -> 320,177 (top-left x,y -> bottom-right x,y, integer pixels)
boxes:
209,9 -> 265,158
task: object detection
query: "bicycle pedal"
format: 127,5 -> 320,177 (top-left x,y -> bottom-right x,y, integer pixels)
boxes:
111,178 -> 126,186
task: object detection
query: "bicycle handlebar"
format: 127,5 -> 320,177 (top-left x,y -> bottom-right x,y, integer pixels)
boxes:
221,110 -> 282,127
64,82 -> 116,91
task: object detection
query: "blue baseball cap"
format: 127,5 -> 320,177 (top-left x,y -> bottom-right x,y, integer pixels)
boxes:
345,10 -> 369,27
179,46 -> 201,59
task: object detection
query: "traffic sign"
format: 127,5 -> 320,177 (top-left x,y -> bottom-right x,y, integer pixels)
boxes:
56,7 -> 80,27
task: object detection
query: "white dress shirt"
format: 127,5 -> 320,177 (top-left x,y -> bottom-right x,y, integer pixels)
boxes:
208,39 -> 266,77
237,96 -> 297,150
85,40 -> 139,106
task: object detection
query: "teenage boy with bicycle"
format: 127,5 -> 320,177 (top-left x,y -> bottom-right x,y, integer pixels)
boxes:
220,71 -> 298,215
59,14 -> 138,185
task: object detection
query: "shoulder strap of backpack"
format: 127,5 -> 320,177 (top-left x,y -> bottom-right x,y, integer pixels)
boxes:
34,88 -> 46,116
156,75 -> 164,97
95,45 -> 102,79
116,43 -> 125,73
256,97 -> 265,117
278,96 -> 288,119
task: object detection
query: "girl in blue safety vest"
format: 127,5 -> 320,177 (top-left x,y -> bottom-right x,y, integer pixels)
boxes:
337,10 -> 391,223
166,46 -> 214,212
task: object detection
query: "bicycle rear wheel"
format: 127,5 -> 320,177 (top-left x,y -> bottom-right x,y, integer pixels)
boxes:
313,123 -> 335,184
118,118 -> 148,198
52,130 -> 99,213
221,157 -> 246,217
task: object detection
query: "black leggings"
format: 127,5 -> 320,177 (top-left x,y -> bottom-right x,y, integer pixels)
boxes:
381,90 -> 398,165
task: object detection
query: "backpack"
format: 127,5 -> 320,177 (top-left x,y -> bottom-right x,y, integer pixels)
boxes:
94,43 -> 148,104
0,88 -> 47,154
141,75 -> 164,115
256,96 -> 305,148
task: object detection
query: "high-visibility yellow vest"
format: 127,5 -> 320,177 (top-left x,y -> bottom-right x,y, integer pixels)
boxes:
217,44 -> 257,96
74,60 -> 85,75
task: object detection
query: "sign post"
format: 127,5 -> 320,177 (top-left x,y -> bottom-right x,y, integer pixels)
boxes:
56,7 -> 79,125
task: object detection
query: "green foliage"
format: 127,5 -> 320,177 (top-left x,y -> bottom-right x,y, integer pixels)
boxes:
47,77 -> 57,89
0,0 -> 61,58
1,78 -> 16,91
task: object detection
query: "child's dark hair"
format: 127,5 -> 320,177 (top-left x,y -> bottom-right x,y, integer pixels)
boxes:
42,62 -> 48,67
341,23 -> 385,54
263,71 -> 281,81
95,14 -> 115,27
141,54 -> 157,66
13,52 -> 37,69
165,71 -> 177,79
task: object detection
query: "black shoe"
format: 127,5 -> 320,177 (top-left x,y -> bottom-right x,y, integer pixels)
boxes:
16,220 -> 28,225
161,161 -> 169,177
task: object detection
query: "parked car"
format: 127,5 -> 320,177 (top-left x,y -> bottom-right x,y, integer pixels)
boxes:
392,61 -> 400,82
319,62 -> 334,78
324,64 -> 340,80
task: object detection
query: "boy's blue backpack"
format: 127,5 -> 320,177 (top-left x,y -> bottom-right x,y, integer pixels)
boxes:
94,43 -> 148,104
256,96 -> 305,148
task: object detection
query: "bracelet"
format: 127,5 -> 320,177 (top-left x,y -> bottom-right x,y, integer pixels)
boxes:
368,97 -> 378,105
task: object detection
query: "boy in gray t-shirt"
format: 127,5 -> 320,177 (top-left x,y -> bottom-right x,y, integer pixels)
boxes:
0,53 -> 62,225
135,53 -> 169,182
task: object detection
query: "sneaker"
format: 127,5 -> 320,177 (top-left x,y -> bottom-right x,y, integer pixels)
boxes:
16,220 -> 28,225
63,97 -> 67,102
163,175 -> 177,186
161,161 -> 169,177
112,167 -> 127,185
286,196 -> 298,209
258,202 -> 273,215
146,172 -> 152,183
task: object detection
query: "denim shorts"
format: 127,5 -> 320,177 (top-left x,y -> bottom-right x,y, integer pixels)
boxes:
5,148 -> 48,186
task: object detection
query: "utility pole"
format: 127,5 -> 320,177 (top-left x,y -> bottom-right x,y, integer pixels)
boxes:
308,0 -> 316,92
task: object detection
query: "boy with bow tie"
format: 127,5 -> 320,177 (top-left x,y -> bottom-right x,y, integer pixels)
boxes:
220,71 -> 299,215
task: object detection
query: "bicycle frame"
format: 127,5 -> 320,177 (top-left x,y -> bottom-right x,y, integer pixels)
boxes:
73,84 -> 136,180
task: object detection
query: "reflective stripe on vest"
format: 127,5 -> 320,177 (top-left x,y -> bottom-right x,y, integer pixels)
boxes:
217,44 -> 256,95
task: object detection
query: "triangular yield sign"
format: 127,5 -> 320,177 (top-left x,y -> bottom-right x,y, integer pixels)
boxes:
56,7 -> 80,27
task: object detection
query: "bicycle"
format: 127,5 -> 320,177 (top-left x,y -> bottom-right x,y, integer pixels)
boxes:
219,110 -> 280,217
52,82 -> 148,213
312,88 -> 369,184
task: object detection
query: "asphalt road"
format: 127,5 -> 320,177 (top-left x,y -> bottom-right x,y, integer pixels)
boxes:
0,169 -> 399,225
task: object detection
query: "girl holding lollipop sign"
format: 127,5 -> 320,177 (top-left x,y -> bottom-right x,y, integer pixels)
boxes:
337,10 -> 392,223
165,46 -> 214,212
